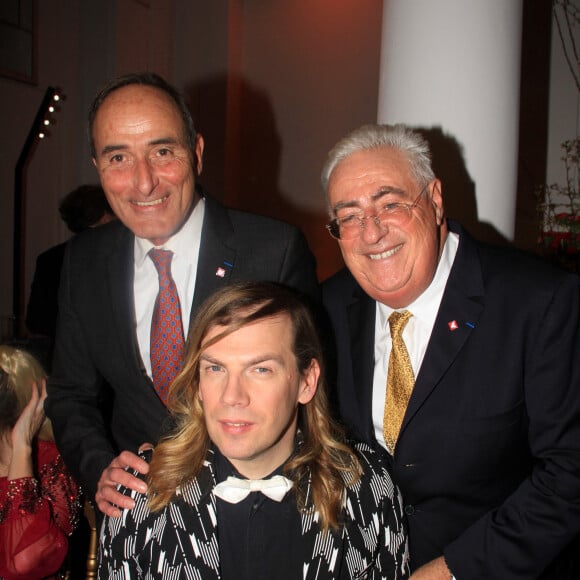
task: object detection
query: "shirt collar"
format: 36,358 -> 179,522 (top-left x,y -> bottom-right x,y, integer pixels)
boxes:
377,231 -> 459,327
134,197 -> 205,268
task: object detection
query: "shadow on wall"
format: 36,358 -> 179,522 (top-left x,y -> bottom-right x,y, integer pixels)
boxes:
419,126 -> 512,248
183,78 -> 519,279
184,74 -> 344,283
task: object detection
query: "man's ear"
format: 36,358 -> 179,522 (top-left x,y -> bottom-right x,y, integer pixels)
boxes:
430,179 -> 445,225
298,359 -> 320,405
194,134 -> 204,176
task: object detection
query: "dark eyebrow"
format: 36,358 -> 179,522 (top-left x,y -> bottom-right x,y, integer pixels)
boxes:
333,186 -> 407,213
98,137 -> 181,157
99,144 -> 128,157
149,137 -> 181,147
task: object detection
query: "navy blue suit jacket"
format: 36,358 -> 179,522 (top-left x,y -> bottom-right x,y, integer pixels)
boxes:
322,222 -> 580,578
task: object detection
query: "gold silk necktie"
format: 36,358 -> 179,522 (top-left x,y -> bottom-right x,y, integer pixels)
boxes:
383,310 -> 414,453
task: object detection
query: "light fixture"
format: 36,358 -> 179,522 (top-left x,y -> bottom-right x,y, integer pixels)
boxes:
33,88 -> 64,140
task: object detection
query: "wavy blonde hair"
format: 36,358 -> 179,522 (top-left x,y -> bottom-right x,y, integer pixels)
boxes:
148,282 -> 361,530
0,345 -> 52,441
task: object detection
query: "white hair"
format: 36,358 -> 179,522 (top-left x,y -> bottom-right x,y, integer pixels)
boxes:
321,124 -> 436,212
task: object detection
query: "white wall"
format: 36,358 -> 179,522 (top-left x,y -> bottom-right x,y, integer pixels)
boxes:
378,0 -> 523,241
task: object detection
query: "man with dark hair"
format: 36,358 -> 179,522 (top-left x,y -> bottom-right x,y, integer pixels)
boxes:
58,184 -> 113,234
99,281 -> 409,579
45,73 -> 318,516
321,124 -> 580,579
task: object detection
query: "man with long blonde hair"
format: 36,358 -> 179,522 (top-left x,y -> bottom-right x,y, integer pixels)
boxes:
99,281 -> 409,579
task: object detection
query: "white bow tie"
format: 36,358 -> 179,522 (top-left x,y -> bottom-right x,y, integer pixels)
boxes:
213,475 -> 294,504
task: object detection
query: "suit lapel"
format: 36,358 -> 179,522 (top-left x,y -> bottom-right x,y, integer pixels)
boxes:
106,226 -> 145,374
401,227 -> 485,436
300,470 -> 345,580
346,286 -> 377,442
190,196 -> 237,322
186,457 -> 219,542
178,453 -> 220,577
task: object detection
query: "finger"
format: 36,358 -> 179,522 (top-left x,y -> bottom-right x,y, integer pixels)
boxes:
97,478 -> 134,516
99,462 -> 147,494
38,379 -> 48,404
95,491 -> 129,518
15,384 -> 42,425
28,382 -> 40,405
97,481 -> 137,509
97,502 -> 122,518
27,382 -> 45,417
109,468 -> 148,494
117,450 -> 150,476
30,381 -> 46,421
96,471 -> 146,516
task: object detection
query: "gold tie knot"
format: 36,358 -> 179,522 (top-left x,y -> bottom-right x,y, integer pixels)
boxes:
389,310 -> 412,337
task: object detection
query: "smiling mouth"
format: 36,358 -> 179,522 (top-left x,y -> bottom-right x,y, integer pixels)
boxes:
132,195 -> 168,207
369,244 -> 403,260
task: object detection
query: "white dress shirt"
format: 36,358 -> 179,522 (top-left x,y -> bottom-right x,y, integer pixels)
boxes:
372,232 -> 459,451
134,198 -> 205,379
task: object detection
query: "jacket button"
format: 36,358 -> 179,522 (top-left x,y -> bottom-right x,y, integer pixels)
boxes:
404,504 -> 415,515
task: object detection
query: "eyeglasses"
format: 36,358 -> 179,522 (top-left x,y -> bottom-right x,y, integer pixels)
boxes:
326,183 -> 430,240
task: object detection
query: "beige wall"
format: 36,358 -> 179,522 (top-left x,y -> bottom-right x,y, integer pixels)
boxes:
174,0 -> 383,279
0,0 -> 383,335
0,1 -> 565,339
232,0 -> 383,277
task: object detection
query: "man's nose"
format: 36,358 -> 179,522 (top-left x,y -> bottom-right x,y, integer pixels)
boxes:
134,158 -> 158,195
221,375 -> 250,407
360,214 -> 388,244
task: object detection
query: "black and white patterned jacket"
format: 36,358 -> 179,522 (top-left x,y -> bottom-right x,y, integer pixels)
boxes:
98,442 -> 409,579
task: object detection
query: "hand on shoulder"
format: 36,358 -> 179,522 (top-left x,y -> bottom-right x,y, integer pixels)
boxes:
95,448 -> 151,517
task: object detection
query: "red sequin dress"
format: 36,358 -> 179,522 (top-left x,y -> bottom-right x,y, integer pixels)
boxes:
0,439 -> 81,580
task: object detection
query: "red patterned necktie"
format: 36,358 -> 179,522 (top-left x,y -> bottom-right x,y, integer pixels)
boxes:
149,249 -> 184,404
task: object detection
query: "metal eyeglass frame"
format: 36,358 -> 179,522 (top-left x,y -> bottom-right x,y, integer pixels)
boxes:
325,182 -> 431,240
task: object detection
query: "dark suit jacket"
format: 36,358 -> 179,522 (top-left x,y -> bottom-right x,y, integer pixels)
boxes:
322,222 -> 580,579
46,195 -> 319,498
26,242 -> 67,338
99,443 -> 409,579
